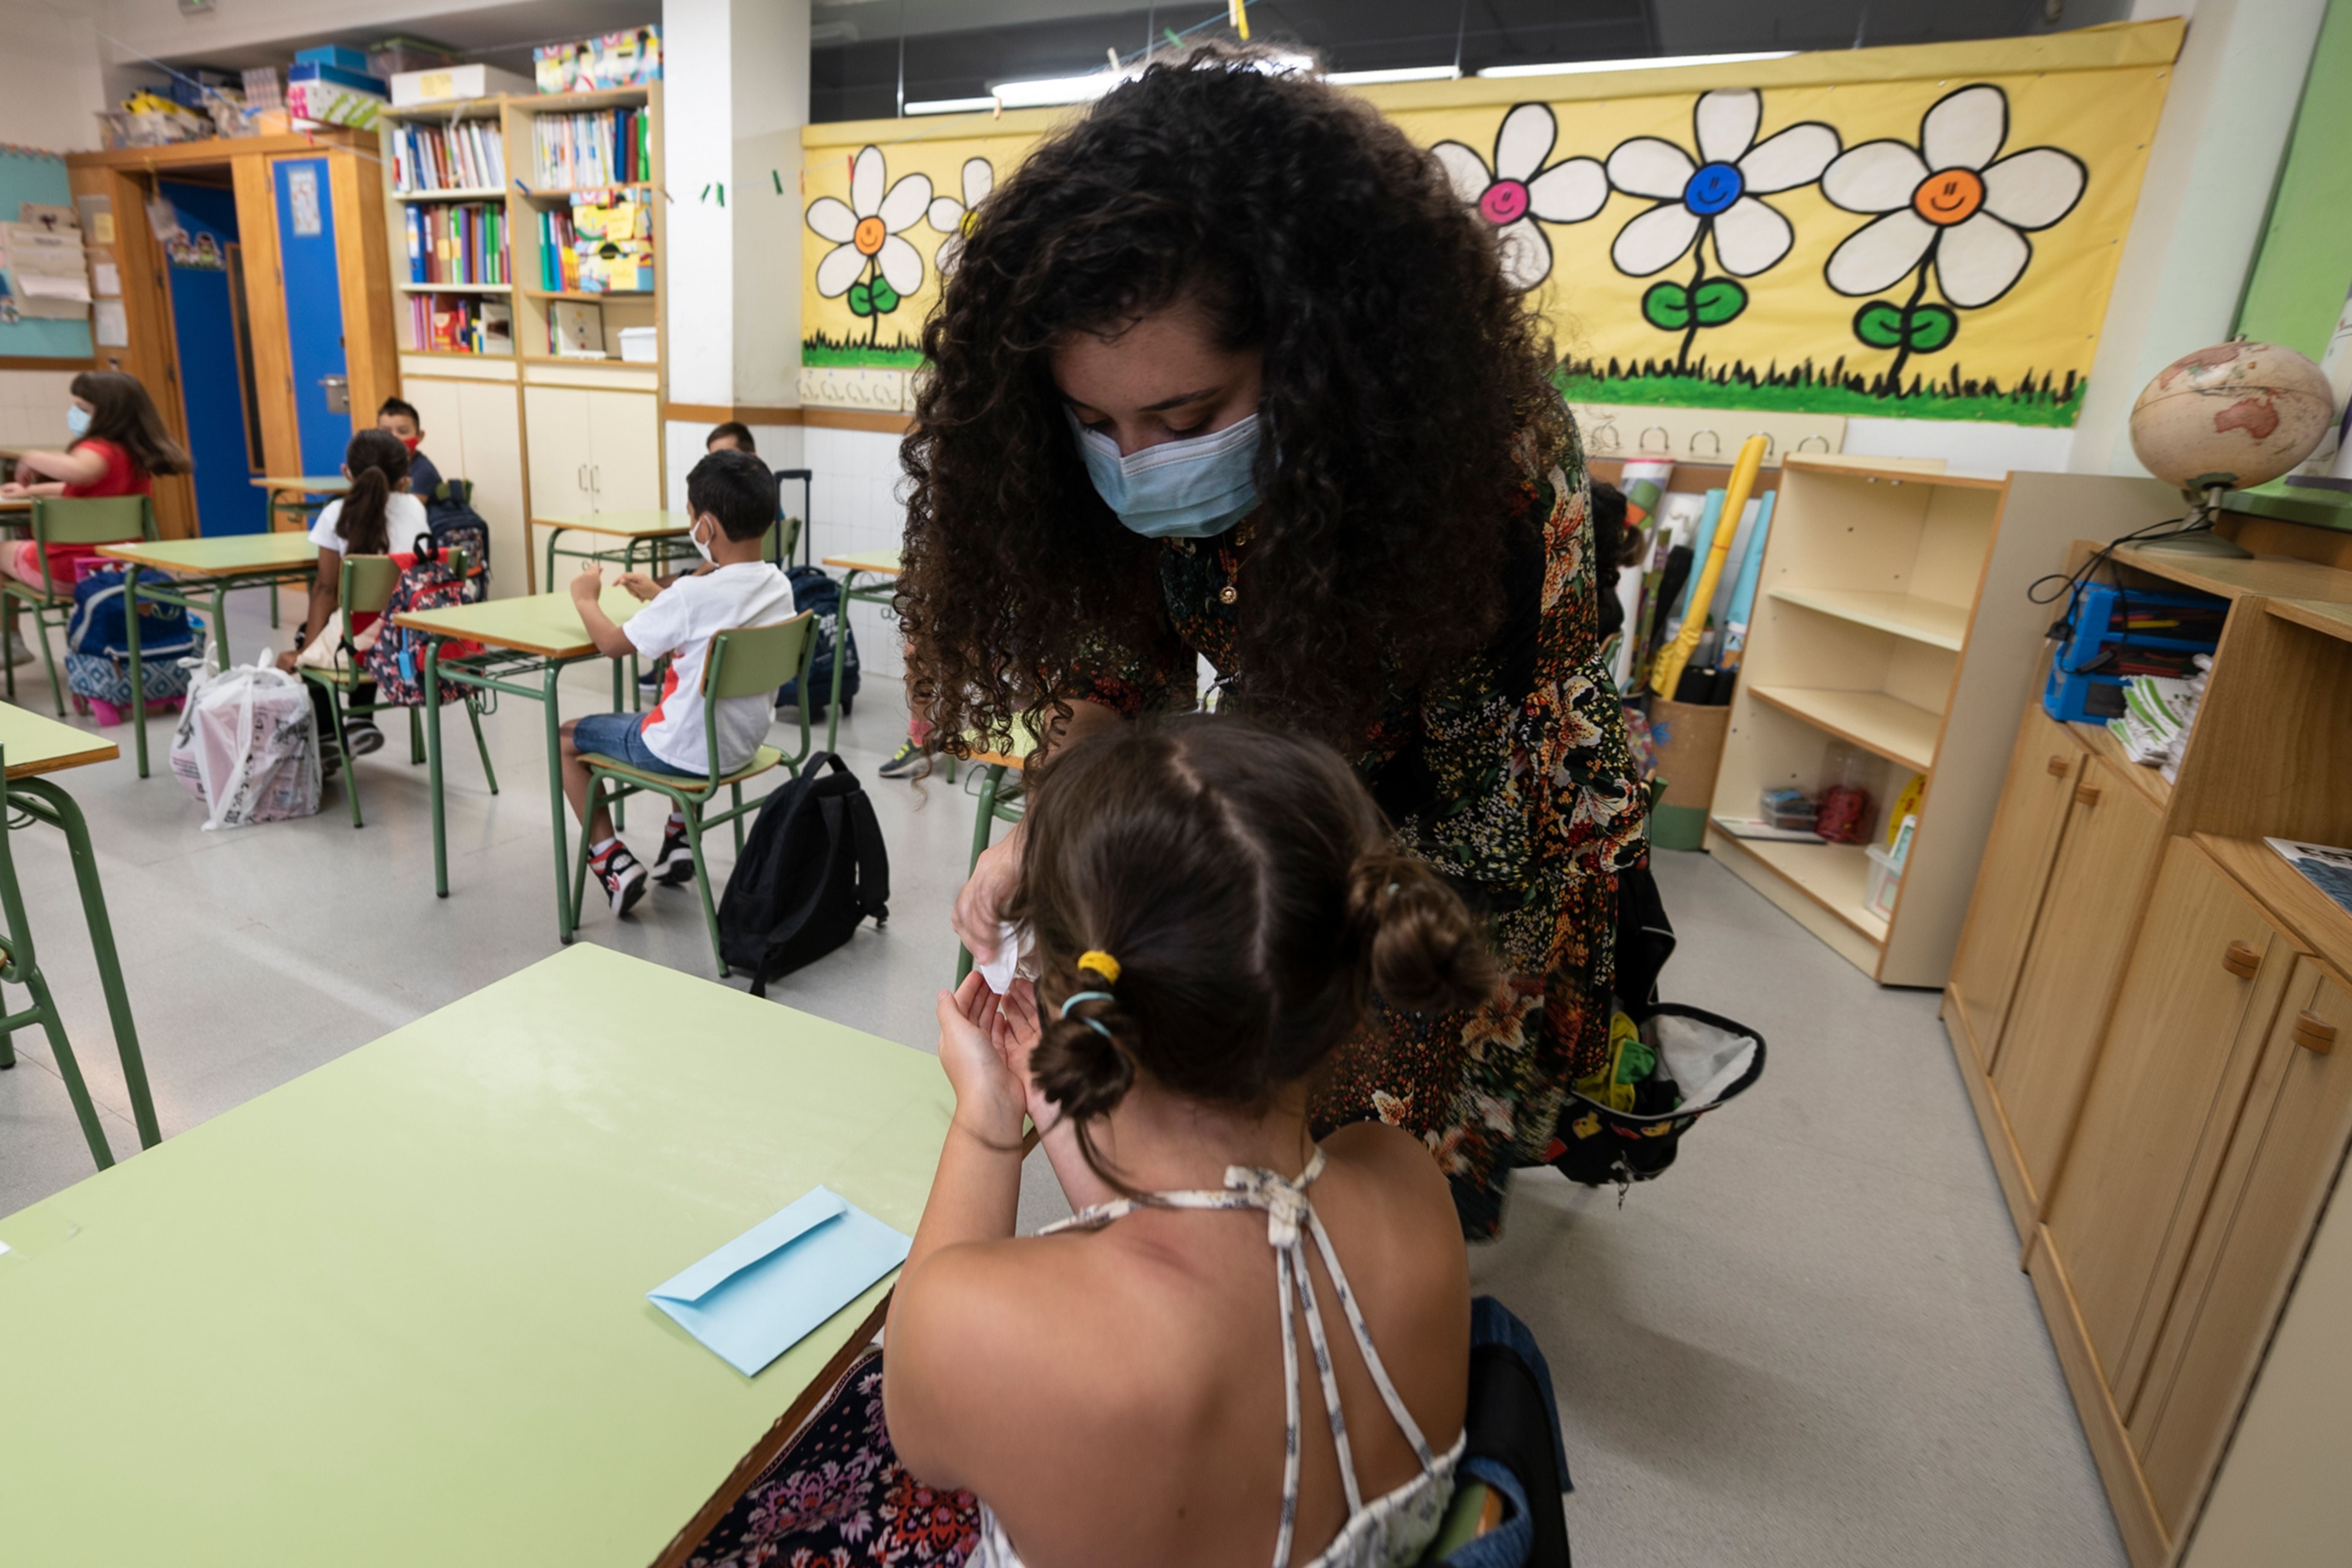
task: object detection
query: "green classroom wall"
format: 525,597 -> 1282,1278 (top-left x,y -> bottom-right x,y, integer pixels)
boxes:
2234,0 -> 2352,357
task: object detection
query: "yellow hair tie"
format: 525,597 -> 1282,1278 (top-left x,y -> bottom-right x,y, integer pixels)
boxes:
1076,950 -> 1122,985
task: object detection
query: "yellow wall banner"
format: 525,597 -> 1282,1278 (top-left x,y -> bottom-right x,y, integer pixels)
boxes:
797,22 -> 2179,426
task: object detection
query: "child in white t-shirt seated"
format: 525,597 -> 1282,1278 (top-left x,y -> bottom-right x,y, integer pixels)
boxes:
276,428 -> 431,755
561,448 -> 799,916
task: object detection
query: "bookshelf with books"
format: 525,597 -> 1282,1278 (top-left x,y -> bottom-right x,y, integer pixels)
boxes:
377,83 -> 668,595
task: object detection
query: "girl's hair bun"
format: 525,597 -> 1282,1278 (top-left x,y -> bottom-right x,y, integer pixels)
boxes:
1349,851 -> 1496,1015
1030,991 -> 1139,1123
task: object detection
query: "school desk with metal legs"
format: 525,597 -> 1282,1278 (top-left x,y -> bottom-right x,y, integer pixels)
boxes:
397,585 -> 643,945
818,548 -> 900,754
101,533 -> 321,778
0,943 -> 954,1567
0,703 -> 159,1168
251,473 -> 349,532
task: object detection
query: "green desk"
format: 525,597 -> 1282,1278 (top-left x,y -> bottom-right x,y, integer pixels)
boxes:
399,586 -> 644,944
0,943 -> 953,1568
0,703 -> 158,1167
251,473 -> 349,534
101,533 -> 321,779
818,548 -> 899,753
534,509 -> 695,598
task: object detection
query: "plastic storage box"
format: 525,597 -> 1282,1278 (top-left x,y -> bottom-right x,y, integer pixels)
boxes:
2042,582 -> 2225,723
617,326 -> 658,364
1864,842 -> 1903,918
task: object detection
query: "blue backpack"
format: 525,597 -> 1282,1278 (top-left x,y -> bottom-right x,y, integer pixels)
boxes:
64,565 -> 204,708
773,564 -> 860,719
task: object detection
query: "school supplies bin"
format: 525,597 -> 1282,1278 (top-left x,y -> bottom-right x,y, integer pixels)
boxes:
2042,582 -> 2223,723
1864,842 -> 1903,919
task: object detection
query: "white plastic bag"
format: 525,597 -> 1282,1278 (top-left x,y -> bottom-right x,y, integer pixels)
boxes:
168,647 -> 322,830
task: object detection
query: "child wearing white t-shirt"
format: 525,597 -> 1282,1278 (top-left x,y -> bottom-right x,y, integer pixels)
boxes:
560,449 -> 799,916
276,428 -> 431,758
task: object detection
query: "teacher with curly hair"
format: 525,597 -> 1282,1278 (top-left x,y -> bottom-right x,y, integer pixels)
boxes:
902,47 -> 1648,1239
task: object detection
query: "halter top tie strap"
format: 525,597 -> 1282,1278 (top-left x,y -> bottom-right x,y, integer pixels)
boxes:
1041,1149 -> 1442,1568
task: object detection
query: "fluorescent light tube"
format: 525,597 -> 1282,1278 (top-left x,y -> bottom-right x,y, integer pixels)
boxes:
1326,65 -> 1462,84
1478,51 -> 1794,78
905,95 -> 998,115
989,72 -> 1122,108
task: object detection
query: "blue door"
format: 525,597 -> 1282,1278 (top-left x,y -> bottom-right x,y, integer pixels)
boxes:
273,157 -> 350,478
159,180 -> 264,536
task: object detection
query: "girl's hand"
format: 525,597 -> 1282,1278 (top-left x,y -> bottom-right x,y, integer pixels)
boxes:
991,975 -> 1051,1131
936,972 -> 1026,1144
0,481 -> 24,500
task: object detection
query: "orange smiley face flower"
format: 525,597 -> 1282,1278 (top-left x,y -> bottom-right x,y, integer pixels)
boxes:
806,144 -> 934,305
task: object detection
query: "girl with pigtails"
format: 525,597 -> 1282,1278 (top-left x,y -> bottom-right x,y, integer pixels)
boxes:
686,715 -> 1498,1567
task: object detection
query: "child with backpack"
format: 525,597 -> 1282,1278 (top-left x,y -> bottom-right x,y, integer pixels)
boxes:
0,372 -> 192,650
560,448 -> 798,916
276,429 -> 429,758
682,714 -> 1489,1566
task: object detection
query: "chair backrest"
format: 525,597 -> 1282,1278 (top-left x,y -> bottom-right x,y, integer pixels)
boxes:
701,611 -> 814,701
31,495 -> 156,548
758,515 -> 801,566
338,555 -> 403,619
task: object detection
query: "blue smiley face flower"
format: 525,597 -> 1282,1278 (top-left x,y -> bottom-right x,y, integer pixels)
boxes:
1606,89 -> 1839,279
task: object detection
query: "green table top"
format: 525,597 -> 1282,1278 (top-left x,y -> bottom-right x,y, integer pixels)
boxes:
100,533 -> 319,576
0,700 -> 118,778
396,584 -> 644,659
251,474 -> 351,494
0,944 -> 954,1567
822,548 -> 902,577
535,510 -> 691,537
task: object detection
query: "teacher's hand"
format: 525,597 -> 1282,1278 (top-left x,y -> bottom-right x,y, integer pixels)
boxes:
951,819 -> 1026,964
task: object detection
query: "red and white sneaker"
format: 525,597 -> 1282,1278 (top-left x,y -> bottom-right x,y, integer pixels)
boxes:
593,844 -> 649,916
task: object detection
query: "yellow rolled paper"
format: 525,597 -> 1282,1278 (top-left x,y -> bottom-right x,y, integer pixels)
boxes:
1650,433 -> 1767,699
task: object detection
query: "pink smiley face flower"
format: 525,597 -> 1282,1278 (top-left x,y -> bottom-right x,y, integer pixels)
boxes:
1433,103 -> 1607,293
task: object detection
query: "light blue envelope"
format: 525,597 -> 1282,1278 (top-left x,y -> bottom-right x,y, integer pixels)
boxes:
649,1187 -> 911,1377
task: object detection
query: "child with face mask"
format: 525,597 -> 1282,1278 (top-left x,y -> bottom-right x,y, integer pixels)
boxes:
0,373 -> 192,648
375,397 -> 443,502
557,448 -> 799,916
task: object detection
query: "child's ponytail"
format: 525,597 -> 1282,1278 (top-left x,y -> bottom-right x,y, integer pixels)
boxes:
1346,851 -> 1496,1016
336,428 -> 410,556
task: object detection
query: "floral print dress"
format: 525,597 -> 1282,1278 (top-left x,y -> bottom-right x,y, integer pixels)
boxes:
1069,421 -> 1650,1239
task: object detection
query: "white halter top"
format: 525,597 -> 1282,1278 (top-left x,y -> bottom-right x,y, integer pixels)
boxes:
970,1149 -> 1463,1568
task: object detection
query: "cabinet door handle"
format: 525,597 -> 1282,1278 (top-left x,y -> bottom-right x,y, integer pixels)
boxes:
2223,940 -> 2261,980
577,463 -> 588,491
2293,1011 -> 2338,1055
2047,755 -> 2069,777
2075,782 -> 2102,806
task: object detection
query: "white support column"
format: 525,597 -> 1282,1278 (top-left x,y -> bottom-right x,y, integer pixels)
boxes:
2069,0 -> 2329,475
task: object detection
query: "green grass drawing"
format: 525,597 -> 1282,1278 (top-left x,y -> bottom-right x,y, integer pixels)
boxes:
803,331 -> 924,369
1556,355 -> 2085,428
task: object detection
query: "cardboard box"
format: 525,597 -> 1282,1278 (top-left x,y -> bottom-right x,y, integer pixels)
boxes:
389,63 -> 532,106
294,44 -> 371,73
285,78 -> 385,131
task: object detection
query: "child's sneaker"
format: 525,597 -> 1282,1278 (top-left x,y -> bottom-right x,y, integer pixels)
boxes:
594,843 -> 649,916
877,738 -> 930,780
345,720 -> 385,757
652,820 -> 696,885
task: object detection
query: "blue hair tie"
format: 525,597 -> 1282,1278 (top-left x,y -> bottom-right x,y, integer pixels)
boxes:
1060,989 -> 1116,1044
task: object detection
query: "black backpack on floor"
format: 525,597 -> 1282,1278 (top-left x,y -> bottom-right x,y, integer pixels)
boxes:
717,752 -> 889,995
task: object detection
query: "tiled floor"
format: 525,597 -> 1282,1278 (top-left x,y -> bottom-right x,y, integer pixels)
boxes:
0,590 -> 2125,1565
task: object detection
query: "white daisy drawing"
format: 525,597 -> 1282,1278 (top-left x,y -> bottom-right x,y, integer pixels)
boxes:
806,145 -> 932,341
1821,83 -> 2086,310
1605,89 -> 1840,280
925,156 -> 994,276
1431,103 -> 1607,293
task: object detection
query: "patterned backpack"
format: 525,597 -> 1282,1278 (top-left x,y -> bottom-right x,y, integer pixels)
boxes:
364,553 -> 482,707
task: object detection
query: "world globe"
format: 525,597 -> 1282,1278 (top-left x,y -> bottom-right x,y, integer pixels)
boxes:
2128,339 -> 2334,493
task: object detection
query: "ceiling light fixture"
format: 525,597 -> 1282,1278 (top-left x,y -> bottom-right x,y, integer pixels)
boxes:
1326,65 -> 1462,85
1478,50 -> 1794,79
905,95 -> 998,115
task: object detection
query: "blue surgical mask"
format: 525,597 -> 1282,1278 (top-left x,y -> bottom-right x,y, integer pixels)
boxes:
65,405 -> 92,438
1066,408 -> 1262,540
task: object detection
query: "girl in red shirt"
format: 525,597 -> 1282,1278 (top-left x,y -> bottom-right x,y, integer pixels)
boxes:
0,371 -> 191,591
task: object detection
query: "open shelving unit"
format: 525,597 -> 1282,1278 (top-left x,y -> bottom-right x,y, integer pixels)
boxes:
1706,460 -> 2179,986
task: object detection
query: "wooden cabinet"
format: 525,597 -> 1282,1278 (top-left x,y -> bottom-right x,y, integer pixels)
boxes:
399,371 -> 528,599
2040,841 -> 2290,1404
1989,753 -> 2164,1204
523,384 -> 593,519
1946,707 -> 2085,1070
523,382 -> 660,517
2131,959 -> 2352,1534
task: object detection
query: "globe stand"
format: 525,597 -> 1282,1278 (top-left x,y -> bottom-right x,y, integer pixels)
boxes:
2139,483 -> 2252,560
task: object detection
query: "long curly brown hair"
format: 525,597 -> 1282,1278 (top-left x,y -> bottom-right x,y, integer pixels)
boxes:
897,46 -> 1570,753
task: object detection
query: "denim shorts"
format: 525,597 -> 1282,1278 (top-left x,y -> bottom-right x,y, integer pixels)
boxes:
573,711 -> 698,776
